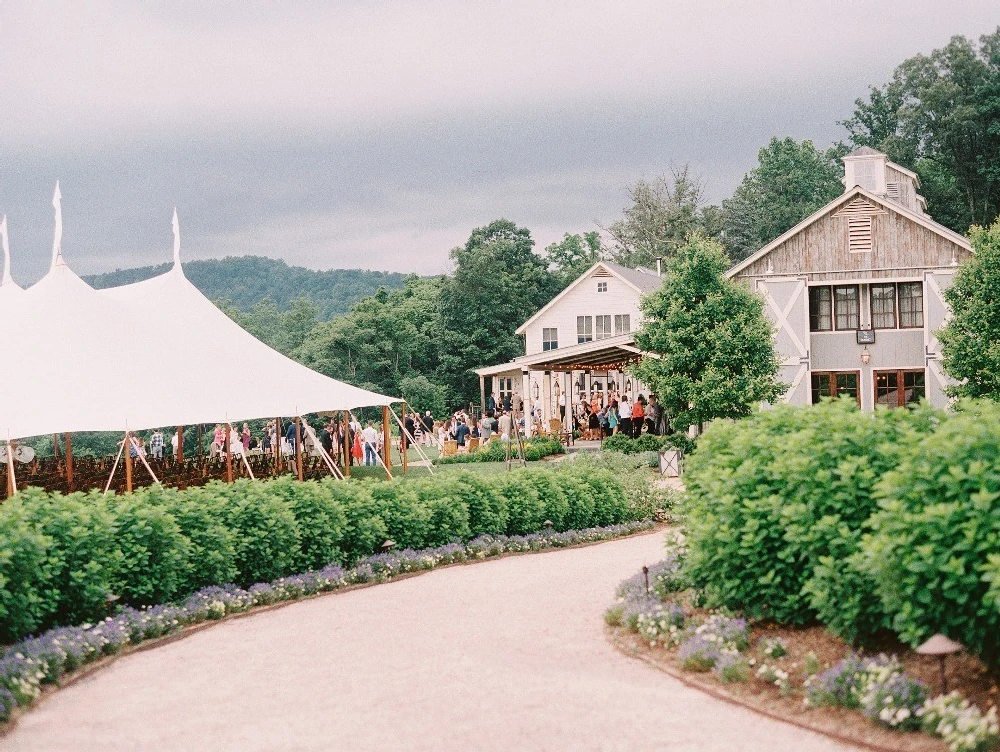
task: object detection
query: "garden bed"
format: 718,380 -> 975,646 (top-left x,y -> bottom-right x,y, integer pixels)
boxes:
1,519 -> 661,732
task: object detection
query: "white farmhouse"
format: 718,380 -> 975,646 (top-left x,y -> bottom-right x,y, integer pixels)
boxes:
474,261 -> 660,429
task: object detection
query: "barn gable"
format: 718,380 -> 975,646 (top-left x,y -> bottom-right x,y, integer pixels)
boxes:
728,187 -> 972,283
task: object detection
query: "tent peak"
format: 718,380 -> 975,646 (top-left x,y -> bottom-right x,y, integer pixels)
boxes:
1,215 -> 12,286
51,181 -> 65,270
172,208 -> 182,269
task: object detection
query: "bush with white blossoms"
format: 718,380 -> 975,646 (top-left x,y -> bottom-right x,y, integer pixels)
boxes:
635,602 -> 686,647
857,658 -> 927,731
756,663 -> 792,695
759,636 -> 787,659
918,692 -> 1000,752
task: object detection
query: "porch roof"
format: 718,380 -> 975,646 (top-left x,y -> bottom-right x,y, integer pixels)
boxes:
474,333 -> 650,376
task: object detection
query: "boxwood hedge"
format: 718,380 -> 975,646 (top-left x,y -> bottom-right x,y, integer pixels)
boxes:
0,459 -> 649,642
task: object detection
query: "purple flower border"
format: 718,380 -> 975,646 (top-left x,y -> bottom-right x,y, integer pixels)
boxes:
0,520 -> 654,722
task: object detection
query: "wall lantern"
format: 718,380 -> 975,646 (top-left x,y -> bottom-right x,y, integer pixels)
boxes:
625,378 -> 633,394
532,380 -> 540,400
860,346 -> 872,365
553,379 -> 561,398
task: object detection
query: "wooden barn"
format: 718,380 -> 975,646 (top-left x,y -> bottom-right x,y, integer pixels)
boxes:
727,146 -> 973,410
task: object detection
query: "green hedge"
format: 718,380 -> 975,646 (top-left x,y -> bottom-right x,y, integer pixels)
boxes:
863,402 -> 1000,668
434,435 -> 564,464
683,399 -> 937,635
0,460 -> 647,642
602,432 -> 695,455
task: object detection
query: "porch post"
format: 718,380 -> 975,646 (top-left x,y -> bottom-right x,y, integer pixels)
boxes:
479,374 -> 487,416
521,369 -> 532,437
542,371 -> 551,425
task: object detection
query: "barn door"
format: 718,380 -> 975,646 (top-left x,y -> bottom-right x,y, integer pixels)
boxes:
756,277 -> 810,405
924,270 -> 955,407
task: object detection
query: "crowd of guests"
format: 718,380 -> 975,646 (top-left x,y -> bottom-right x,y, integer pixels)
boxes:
572,391 -> 669,440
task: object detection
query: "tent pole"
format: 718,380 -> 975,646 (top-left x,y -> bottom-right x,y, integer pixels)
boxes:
124,432 -> 134,493
176,425 -> 184,463
129,435 -> 160,484
349,410 -> 392,479
103,436 -> 126,495
274,417 -> 282,476
294,416 -> 304,482
388,404 -> 433,474
401,403 -> 408,474
65,432 -> 74,491
53,434 -> 60,459
381,406 -> 391,471
197,423 -> 203,467
342,411 -> 351,477
6,440 -> 16,498
224,426 -> 233,483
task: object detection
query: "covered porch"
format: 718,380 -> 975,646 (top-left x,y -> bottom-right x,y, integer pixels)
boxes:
474,334 -> 652,436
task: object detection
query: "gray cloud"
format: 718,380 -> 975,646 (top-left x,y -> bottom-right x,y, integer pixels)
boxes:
1,1 -> 997,282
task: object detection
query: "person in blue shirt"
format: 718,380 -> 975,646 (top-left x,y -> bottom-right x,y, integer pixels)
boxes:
454,419 -> 471,447
285,420 -> 297,452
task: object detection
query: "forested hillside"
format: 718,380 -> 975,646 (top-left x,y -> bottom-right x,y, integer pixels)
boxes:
84,256 -> 408,318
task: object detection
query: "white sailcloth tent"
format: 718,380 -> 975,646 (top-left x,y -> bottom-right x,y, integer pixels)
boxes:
0,194 -> 399,441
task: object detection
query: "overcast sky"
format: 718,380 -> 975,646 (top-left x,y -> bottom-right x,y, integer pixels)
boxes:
1,2 -> 997,282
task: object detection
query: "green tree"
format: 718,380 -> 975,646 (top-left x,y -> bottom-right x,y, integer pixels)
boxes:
841,29 -> 1000,233
721,137 -> 844,263
399,374 -> 448,418
938,218 -> 1000,399
632,235 -> 785,430
604,165 -> 720,269
543,231 -> 602,284
436,220 -> 560,407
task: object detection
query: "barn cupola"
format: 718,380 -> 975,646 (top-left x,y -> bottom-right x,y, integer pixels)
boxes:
842,146 -> 927,215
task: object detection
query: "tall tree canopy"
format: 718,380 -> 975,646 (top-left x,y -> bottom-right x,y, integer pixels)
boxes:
938,218 -> 1000,400
842,28 -> 1000,233
604,165 -> 720,269
721,137 -> 844,263
632,235 -> 785,430
543,231 -> 602,284
436,219 -> 560,406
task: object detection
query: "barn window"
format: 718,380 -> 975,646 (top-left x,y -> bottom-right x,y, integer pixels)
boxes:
834,285 -> 860,330
870,284 -> 897,329
898,282 -> 924,328
811,371 -> 860,405
809,286 -> 832,331
848,216 -> 873,253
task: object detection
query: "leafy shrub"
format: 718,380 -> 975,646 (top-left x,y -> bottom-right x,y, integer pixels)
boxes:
683,400 -> 936,632
0,461 -> 655,641
918,692 -> 1000,752
863,401 -> 1000,668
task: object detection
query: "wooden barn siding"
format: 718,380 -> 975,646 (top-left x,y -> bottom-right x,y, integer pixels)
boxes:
735,205 -> 969,283
884,166 -> 918,211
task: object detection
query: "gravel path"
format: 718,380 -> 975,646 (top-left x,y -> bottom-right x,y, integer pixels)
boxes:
2,532 -> 856,751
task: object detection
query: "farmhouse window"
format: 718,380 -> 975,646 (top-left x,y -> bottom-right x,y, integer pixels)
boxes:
809,286 -> 832,331
614,314 -> 631,335
875,369 -> 925,408
595,315 -> 612,340
811,371 -> 860,405
542,328 -> 558,351
834,285 -> 860,330
577,316 -> 593,344
897,282 -> 924,328
597,281 -> 608,293
870,284 -> 897,329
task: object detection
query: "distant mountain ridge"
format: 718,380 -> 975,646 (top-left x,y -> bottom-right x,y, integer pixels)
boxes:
84,255 -> 410,319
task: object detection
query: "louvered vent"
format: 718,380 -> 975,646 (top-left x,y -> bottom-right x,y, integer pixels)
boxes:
848,217 -> 873,253
836,196 -> 880,216
591,268 -> 613,278
886,182 -> 901,200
